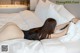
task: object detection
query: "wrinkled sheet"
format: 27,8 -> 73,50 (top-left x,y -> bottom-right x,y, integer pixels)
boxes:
0,10 -> 43,30
0,39 -> 80,53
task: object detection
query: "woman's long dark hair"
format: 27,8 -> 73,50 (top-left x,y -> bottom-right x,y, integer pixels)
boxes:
38,18 -> 57,40
23,18 -> 57,40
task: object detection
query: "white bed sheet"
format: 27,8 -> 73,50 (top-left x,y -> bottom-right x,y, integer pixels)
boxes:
0,39 -> 80,53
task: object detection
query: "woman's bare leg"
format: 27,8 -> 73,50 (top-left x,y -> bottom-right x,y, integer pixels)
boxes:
0,22 -> 24,42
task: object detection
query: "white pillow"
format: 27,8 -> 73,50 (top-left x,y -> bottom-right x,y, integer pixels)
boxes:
71,20 -> 80,41
46,0 -> 75,22
35,0 -> 63,24
35,0 -> 49,23
59,22 -> 76,42
48,4 -> 68,25
57,5 -> 75,21
46,0 -> 60,11
20,10 -> 43,29
46,0 -> 75,24
35,0 -> 74,25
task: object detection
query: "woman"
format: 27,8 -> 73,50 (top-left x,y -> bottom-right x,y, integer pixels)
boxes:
0,18 -> 78,41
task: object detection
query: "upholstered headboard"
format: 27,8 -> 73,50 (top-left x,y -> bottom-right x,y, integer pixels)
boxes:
30,0 -> 46,10
30,0 -> 80,19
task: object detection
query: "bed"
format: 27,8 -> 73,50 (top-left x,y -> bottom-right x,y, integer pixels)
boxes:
0,0 -> 80,53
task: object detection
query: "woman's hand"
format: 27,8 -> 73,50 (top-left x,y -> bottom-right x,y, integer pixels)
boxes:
71,18 -> 79,24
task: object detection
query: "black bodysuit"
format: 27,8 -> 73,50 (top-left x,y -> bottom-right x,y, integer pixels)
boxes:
22,27 -> 41,40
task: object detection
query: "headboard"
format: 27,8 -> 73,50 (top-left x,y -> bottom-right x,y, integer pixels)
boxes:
30,0 -> 80,19
64,4 -> 80,19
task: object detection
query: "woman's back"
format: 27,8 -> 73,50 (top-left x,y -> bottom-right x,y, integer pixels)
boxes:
23,27 -> 42,40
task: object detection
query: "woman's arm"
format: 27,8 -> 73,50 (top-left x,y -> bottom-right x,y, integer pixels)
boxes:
51,25 -> 69,38
55,18 -> 79,31
55,22 -> 69,31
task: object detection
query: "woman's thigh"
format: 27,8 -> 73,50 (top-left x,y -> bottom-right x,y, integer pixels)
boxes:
0,22 -> 24,41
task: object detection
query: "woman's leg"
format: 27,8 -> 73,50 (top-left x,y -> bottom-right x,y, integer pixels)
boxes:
0,22 -> 24,42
